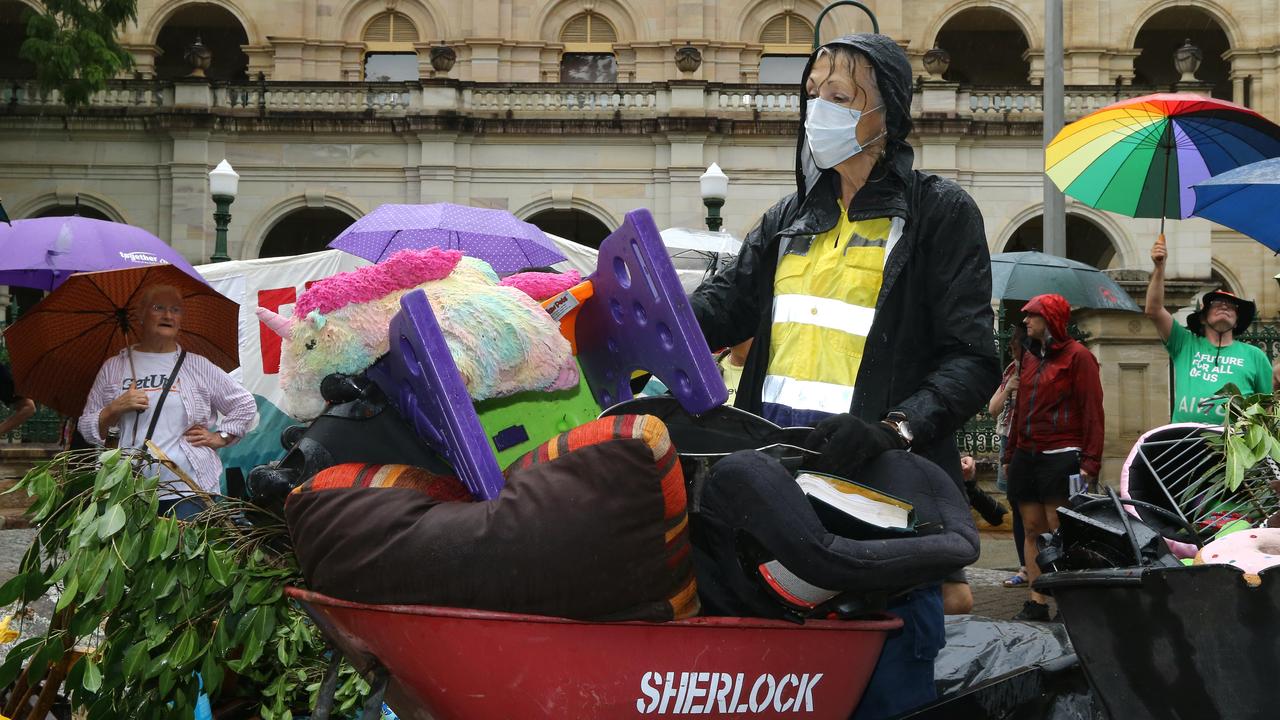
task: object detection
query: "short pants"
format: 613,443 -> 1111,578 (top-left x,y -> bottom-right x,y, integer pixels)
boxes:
1007,448 -> 1078,504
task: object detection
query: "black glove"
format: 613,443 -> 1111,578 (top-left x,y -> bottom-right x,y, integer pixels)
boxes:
966,482 -> 1007,527
803,413 -> 905,478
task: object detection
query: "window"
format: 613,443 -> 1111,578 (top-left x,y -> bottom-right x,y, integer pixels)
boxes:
363,11 -> 418,81
759,56 -> 808,84
560,12 -> 617,51
759,13 -> 812,84
559,12 -> 618,83
759,13 -> 812,53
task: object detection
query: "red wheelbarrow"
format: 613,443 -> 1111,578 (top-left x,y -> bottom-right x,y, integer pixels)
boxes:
287,588 -> 902,719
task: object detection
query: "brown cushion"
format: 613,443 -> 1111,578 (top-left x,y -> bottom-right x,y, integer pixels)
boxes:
286,415 -> 698,621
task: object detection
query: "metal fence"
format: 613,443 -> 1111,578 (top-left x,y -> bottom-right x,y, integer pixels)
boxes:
1236,321 -> 1280,362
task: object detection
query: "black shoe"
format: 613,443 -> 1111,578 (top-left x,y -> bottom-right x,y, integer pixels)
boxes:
1014,600 -> 1051,622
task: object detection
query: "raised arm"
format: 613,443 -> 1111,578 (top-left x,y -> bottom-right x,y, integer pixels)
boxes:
0,398 -> 35,437
1145,235 -> 1174,342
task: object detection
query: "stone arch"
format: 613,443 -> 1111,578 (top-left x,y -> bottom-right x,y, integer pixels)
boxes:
1126,0 -> 1239,51
143,0 -> 261,46
925,0 -> 1038,52
338,0 -> 445,43
996,202 -> 1131,270
1128,2 -> 1234,100
9,191 -> 130,224
515,194 -> 617,249
534,0 -> 640,44
246,194 -> 366,260
739,0 -> 858,47
0,0 -> 39,79
1210,258 -> 1244,296
927,2 -> 1034,85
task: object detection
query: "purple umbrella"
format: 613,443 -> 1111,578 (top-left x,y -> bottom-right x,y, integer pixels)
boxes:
328,203 -> 567,273
0,217 -> 204,290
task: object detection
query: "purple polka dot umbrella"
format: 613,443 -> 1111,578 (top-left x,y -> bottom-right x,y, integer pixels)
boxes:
328,203 -> 567,273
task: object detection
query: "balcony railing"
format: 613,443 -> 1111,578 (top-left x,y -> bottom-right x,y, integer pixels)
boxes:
1,77 -> 1162,122
960,85 -> 1157,119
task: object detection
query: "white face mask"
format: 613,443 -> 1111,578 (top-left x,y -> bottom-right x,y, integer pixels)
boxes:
804,98 -> 885,169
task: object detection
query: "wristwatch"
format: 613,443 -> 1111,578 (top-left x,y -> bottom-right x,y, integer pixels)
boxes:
882,412 -> 913,448
217,431 -> 231,443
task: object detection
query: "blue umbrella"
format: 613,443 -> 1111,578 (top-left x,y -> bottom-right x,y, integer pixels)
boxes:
1192,157 -> 1280,252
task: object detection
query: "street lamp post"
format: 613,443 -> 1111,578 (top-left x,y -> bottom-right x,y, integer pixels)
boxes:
700,162 -> 728,233
208,159 -> 239,263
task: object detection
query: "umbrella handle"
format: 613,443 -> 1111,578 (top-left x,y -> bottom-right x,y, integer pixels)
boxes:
125,335 -> 141,447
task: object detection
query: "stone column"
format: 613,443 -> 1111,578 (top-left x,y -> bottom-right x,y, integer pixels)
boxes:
164,132 -> 214,263
919,81 -> 959,116
122,45 -> 161,79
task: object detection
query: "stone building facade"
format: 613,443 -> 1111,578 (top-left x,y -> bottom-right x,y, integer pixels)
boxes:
2,0 -> 1280,467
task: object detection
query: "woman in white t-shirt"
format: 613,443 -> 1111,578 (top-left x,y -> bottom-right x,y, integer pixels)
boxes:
78,285 -> 256,519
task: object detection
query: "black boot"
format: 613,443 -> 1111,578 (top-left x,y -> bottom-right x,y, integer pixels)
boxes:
1013,599 -> 1051,622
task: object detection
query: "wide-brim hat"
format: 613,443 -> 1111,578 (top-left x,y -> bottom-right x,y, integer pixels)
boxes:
1187,289 -> 1255,335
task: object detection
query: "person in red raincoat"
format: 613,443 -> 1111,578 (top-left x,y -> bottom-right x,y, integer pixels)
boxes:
1002,293 -> 1104,621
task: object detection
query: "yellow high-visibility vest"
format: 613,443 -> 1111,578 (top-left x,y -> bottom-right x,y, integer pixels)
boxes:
764,210 -> 902,418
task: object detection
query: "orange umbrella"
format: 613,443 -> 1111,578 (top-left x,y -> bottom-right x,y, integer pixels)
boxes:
3,264 -> 239,417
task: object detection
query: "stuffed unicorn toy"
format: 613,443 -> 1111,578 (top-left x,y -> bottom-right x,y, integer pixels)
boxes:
257,248 -> 581,420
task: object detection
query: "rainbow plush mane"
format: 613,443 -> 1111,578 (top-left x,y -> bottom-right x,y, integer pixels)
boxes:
259,248 -> 578,420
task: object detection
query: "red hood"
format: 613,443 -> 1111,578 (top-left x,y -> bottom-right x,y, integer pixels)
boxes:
1022,294 -> 1071,345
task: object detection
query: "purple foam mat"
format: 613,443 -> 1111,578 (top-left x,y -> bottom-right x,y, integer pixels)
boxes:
367,288 -> 506,500
575,208 -> 727,415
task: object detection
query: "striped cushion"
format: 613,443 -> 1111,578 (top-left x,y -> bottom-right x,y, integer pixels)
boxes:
510,414 -> 698,620
290,463 -> 472,503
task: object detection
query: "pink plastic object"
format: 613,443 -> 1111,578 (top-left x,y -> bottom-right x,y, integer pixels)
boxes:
287,587 -> 900,720
576,209 -> 728,414
367,288 -> 505,500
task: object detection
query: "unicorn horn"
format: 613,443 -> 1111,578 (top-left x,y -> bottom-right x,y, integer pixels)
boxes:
256,306 -> 293,338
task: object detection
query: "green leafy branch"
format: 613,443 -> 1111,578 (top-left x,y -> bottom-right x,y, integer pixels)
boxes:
18,0 -> 138,107
1199,384 -> 1280,493
0,448 -> 370,719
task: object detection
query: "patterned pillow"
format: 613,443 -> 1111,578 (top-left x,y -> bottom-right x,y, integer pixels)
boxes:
509,414 -> 698,620
288,462 -> 472,503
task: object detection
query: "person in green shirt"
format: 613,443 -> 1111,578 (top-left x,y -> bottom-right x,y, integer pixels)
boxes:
1146,236 -> 1272,423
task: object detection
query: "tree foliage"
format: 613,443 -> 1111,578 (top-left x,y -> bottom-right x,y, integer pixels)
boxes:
18,0 -> 138,107
0,449 -> 370,719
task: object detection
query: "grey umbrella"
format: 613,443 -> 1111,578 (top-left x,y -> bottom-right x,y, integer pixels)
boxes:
990,251 -> 1141,312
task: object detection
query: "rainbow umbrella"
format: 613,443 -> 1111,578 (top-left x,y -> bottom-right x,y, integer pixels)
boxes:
1045,93 -> 1280,236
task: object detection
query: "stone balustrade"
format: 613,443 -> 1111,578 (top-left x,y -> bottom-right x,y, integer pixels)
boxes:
958,85 -> 1158,119
0,79 -> 166,109
714,86 -> 800,114
1,78 -> 1173,123
212,82 -> 416,113
468,85 -> 660,114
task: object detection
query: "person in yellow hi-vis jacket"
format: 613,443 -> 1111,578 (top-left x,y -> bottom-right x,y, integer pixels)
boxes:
690,33 -> 999,719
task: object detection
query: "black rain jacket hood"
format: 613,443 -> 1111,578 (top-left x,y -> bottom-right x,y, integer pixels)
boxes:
690,34 -> 1001,487
795,34 -> 916,210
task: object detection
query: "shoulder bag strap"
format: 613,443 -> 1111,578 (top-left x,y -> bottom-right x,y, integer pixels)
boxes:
144,349 -> 188,443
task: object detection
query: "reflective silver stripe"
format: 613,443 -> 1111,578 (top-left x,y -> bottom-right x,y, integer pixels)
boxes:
882,217 -> 905,266
763,375 -> 854,415
772,294 -> 875,337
